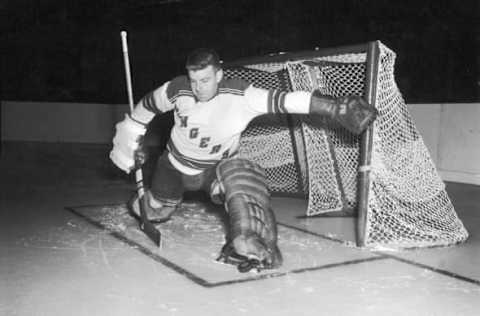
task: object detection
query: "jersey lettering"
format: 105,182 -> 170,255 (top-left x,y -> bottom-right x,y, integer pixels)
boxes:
190,128 -> 199,139
179,115 -> 188,127
210,144 -> 221,154
200,137 -> 210,148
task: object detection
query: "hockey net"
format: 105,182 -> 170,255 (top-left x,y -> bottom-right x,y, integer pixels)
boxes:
224,41 -> 468,249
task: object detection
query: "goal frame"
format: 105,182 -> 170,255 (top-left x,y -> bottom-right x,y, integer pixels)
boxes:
224,41 -> 382,247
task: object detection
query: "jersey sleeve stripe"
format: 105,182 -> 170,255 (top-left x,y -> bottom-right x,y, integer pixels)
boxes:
267,89 -> 287,113
273,90 -> 281,113
278,91 -> 287,113
141,91 -> 161,114
267,90 -> 274,113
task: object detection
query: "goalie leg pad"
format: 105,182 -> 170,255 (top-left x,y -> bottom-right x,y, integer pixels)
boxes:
215,158 -> 282,271
216,158 -> 270,207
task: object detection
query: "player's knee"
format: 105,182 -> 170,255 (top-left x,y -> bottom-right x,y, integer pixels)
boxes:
215,158 -> 270,207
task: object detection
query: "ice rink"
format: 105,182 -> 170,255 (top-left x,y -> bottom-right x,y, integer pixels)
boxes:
1,141 -> 479,316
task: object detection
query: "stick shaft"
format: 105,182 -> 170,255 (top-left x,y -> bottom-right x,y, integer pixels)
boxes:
121,31 -> 135,113
120,31 -> 145,196
120,31 -> 160,246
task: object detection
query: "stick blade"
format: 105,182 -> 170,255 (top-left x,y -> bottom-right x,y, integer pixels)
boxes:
140,220 -> 161,247
137,194 -> 161,246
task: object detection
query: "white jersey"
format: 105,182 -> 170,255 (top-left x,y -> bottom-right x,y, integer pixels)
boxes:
133,75 -> 311,175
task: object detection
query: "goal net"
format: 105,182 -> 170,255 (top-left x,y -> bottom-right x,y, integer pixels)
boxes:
223,41 -> 469,249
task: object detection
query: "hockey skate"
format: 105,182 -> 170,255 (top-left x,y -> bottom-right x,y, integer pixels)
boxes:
127,190 -> 179,224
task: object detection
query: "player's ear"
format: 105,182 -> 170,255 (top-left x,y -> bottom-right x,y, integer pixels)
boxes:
215,68 -> 223,83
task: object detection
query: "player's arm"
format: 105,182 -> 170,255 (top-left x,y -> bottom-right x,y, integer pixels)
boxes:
110,82 -> 174,173
246,86 -> 377,135
131,82 -> 174,124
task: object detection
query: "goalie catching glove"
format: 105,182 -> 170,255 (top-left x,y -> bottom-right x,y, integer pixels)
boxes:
110,114 -> 148,173
310,91 -> 378,135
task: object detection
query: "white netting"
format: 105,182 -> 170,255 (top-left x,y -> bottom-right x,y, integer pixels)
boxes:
364,43 -> 468,247
226,42 -> 468,248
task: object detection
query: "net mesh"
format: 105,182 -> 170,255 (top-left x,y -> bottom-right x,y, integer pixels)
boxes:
224,42 -> 468,248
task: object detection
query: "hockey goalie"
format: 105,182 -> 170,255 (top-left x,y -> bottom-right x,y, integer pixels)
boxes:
110,48 -> 377,272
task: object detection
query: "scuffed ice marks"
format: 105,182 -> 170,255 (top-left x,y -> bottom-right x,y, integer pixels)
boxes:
158,203 -> 227,264
93,203 -> 329,268
94,202 -> 228,263
98,204 -> 132,232
65,203 -> 351,273
97,202 -> 225,238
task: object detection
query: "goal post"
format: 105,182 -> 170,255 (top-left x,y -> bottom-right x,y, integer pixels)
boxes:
223,40 -> 469,249
356,41 -> 380,247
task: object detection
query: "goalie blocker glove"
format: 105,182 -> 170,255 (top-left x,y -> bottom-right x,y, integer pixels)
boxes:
309,90 -> 378,134
110,114 -> 148,173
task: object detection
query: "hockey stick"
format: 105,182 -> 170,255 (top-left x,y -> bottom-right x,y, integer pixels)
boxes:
120,31 -> 161,246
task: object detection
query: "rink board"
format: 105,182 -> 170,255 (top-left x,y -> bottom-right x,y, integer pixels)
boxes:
67,203 -> 381,287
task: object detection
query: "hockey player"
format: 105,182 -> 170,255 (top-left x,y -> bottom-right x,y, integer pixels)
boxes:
110,48 -> 377,272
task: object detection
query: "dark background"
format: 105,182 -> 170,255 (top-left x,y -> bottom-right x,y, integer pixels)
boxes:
2,0 -> 479,104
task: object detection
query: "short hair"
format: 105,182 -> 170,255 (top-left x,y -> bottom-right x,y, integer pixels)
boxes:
185,48 -> 222,71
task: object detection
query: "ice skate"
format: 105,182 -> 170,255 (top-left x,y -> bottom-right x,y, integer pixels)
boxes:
127,190 -> 178,224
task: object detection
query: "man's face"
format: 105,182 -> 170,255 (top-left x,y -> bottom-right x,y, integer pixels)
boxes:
188,65 -> 223,102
